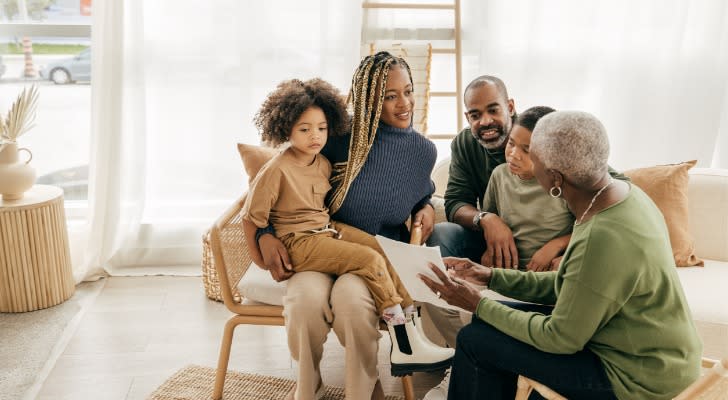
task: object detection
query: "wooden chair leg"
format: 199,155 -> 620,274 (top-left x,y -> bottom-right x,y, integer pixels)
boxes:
213,316 -> 240,400
401,375 -> 415,400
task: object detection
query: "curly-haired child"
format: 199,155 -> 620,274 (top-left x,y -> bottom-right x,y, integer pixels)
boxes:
241,78 -> 453,390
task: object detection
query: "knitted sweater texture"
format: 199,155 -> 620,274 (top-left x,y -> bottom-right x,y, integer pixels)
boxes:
323,123 -> 436,239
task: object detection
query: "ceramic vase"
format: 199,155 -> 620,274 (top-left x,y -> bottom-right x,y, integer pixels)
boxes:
0,142 -> 36,200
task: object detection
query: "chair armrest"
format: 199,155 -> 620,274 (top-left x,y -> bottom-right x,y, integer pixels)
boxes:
209,193 -> 253,311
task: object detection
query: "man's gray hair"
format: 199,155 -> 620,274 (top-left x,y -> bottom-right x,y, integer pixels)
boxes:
531,111 -> 610,186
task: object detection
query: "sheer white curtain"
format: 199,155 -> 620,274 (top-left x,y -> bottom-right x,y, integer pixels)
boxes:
461,0 -> 728,170
76,0 -> 361,281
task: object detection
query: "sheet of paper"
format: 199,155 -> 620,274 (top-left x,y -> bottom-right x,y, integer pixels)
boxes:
375,235 -> 461,311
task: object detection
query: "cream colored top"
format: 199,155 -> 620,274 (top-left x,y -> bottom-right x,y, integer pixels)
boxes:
242,149 -> 332,237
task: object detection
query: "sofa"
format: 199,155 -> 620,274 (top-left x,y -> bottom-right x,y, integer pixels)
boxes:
236,157 -> 728,360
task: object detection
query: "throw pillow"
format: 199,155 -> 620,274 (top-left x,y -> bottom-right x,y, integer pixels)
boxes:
624,160 -> 703,267
237,143 -> 279,183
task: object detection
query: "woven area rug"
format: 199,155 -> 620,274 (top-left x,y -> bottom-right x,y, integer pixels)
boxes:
0,280 -> 103,400
148,365 -> 405,400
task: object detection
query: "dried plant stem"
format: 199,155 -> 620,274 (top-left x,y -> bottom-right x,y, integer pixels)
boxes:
0,115 -> 6,152
2,85 -> 39,142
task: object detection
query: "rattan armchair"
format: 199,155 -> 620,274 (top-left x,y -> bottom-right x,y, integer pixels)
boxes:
209,193 -> 416,400
515,358 -> 728,400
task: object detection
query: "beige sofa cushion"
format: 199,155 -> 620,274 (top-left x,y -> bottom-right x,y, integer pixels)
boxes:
687,168 -> 728,262
624,161 -> 703,267
676,259 -> 728,359
237,143 -> 278,183
238,262 -> 286,306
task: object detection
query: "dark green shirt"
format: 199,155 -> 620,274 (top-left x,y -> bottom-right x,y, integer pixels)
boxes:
478,184 -> 702,399
444,128 -> 505,221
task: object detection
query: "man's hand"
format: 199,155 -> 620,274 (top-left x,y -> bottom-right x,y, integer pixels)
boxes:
443,256 -> 493,287
480,214 -> 518,269
412,204 -> 435,244
526,241 -> 564,272
258,233 -> 294,282
419,263 -> 484,313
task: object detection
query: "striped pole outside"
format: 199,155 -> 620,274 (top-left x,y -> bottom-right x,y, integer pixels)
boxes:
22,37 -> 36,78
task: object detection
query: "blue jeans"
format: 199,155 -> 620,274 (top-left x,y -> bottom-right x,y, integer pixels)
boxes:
427,221 -> 486,261
448,302 -> 616,400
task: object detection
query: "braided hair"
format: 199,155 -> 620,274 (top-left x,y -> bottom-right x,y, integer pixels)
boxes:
328,51 -> 413,214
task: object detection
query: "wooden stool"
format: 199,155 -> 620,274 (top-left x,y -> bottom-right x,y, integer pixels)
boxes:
0,185 -> 74,312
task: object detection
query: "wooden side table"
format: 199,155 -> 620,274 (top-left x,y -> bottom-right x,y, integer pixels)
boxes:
0,185 -> 75,312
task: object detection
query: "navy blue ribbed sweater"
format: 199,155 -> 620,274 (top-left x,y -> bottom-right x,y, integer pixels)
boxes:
323,123 -> 436,240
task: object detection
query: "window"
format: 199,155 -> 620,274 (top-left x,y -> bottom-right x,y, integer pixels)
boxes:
1,0 -> 92,208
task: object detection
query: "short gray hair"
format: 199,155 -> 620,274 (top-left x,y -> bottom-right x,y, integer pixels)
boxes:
531,111 -> 610,186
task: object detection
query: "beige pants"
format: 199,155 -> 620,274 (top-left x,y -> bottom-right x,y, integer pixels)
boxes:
282,221 -> 413,312
421,302 -> 469,348
284,271 -> 381,400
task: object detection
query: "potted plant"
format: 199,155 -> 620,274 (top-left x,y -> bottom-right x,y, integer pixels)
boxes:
0,85 -> 39,200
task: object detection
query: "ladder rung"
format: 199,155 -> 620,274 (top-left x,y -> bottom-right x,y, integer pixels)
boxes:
432,48 -> 456,54
427,134 -> 457,140
363,2 -> 456,10
430,92 -> 457,97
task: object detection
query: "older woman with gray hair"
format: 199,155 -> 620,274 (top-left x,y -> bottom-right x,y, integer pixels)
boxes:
420,110 -> 701,399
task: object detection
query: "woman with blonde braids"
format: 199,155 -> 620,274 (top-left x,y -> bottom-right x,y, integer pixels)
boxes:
256,51 -> 439,400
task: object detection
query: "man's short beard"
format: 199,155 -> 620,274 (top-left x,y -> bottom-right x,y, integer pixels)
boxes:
477,132 -> 508,150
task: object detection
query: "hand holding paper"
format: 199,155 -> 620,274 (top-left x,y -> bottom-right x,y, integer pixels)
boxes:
375,235 -> 461,310
419,262 -> 485,313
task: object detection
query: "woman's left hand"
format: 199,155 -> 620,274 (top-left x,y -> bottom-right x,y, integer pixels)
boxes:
419,263 -> 483,313
412,204 -> 435,244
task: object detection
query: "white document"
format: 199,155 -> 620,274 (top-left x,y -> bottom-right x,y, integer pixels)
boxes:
375,235 -> 461,310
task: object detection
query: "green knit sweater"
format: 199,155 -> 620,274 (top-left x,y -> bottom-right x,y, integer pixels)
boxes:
477,184 -> 702,399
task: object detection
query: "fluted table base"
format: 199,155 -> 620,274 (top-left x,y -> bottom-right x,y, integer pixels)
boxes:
1,185 -> 74,312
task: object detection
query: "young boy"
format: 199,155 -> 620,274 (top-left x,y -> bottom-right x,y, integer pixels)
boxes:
483,106 -> 574,271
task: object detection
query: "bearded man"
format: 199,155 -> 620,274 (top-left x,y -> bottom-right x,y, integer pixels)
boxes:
427,75 -> 519,270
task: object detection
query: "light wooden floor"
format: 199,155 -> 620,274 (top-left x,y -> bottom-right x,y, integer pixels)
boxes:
37,276 -> 444,399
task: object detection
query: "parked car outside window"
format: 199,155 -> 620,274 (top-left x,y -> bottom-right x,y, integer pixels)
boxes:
39,48 -> 91,84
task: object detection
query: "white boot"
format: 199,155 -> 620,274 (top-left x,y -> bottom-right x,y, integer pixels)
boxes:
407,307 -> 441,348
387,315 -> 455,376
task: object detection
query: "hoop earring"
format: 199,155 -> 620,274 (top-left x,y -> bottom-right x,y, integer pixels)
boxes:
549,186 -> 562,198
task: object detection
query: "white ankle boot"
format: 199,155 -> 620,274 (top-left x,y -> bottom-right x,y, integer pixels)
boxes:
407,308 -> 440,348
387,315 -> 455,376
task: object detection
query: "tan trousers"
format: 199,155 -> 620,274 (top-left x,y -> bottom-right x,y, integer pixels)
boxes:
282,221 -> 413,312
421,302 -> 469,348
284,271 -> 381,400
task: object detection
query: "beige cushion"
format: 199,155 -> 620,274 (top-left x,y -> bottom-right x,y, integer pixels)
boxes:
624,161 -> 703,267
237,143 -> 278,183
432,158 -> 450,197
675,259 -> 728,359
237,263 -> 286,306
687,168 -> 728,262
